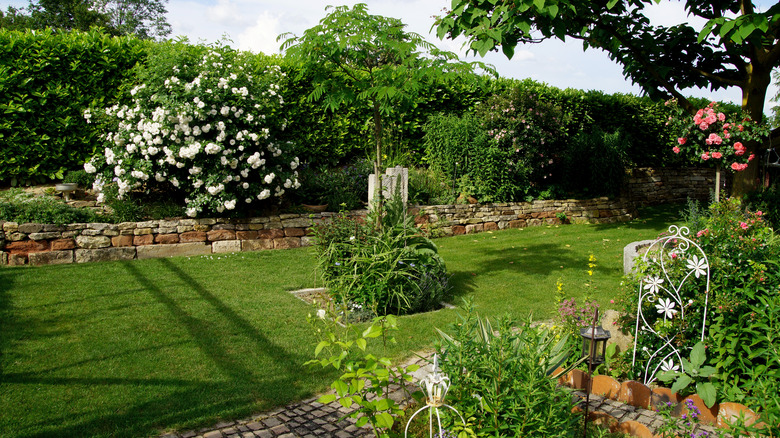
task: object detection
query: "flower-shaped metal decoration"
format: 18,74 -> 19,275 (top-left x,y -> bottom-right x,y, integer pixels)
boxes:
405,354 -> 465,438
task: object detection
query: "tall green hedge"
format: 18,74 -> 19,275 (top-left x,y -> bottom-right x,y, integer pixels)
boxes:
0,28 -> 145,184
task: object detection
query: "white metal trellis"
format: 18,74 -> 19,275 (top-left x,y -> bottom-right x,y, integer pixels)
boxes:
631,225 -> 710,385
404,354 -> 464,438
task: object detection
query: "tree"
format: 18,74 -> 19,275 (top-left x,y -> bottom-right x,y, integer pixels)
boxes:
27,0 -> 111,32
92,0 -> 171,39
279,3 -> 489,212
0,6 -> 34,30
436,0 -> 780,194
12,0 -> 170,39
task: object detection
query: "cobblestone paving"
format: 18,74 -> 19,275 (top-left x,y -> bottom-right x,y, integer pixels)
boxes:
163,357 -> 709,438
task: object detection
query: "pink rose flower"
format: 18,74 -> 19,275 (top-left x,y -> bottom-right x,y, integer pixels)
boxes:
702,152 -> 710,160
677,137 -> 687,145
699,122 -> 709,130
712,152 -> 722,159
731,162 -> 748,171
748,153 -> 755,162
673,146 -> 681,154
740,222 -> 748,230
706,133 -> 723,145
717,112 -> 726,122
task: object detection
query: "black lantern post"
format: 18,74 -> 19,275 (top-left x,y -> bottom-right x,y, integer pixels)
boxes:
579,322 -> 612,366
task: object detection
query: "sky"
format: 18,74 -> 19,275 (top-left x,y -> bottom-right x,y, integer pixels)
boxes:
5,0 -> 779,113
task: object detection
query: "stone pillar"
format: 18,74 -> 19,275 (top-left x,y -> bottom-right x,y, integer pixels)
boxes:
368,166 -> 408,208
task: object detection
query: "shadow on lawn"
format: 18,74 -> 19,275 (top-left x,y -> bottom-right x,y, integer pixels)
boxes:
462,242 -> 586,277
592,202 -> 684,233
2,258 -> 326,438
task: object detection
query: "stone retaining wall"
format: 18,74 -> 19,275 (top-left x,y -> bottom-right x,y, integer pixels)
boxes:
0,197 -> 635,267
415,197 -> 634,236
624,167 -> 720,206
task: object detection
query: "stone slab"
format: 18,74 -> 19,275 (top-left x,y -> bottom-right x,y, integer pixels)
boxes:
75,247 -> 136,263
212,240 -> 241,253
29,250 -> 74,266
136,242 -> 211,259
76,235 -> 111,249
241,239 -> 273,252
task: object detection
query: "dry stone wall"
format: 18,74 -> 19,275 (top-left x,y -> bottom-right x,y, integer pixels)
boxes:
0,167 -> 717,267
623,167 -> 719,206
0,197 -> 634,267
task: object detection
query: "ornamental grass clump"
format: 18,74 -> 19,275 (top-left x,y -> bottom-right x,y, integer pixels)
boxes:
312,196 -> 450,316
84,41 -> 300,217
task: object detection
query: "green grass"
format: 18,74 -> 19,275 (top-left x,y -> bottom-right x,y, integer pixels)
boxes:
0,204 -> 681,438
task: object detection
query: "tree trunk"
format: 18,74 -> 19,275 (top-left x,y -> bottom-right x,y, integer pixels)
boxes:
372,99 -> 384,227
730,61 -> 771,197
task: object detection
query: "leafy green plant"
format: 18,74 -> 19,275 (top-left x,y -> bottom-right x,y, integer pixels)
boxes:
435,300 -> 582,437
306,306 -> 419,438
312,195 -> 450,316
657,342 -> 719,408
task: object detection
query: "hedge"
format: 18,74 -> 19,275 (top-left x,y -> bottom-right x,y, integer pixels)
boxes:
0,28 -> 146,184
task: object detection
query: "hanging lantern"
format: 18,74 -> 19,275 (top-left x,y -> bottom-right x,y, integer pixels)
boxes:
580,324 -> 612,366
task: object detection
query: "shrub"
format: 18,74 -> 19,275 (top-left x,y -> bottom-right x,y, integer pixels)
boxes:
560,129 -> 627,197
744,183 -> 780,230
619,199 -> 780,391
435,301 -> 580,437
311,196 -> 449,316
85,41 -> 300,217
0,28 -> 145,184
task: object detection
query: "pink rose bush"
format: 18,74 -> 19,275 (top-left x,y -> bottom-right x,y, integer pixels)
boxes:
668,100 -> 768,172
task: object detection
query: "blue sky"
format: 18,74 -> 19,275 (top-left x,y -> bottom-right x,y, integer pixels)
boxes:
5,0 -> 779,112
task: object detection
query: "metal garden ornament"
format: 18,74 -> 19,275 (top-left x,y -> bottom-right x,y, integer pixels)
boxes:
631,225 -> 710,384
404,354 -> 464,438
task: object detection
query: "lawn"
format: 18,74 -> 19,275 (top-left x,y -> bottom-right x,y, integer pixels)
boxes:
0,204 -> 681,437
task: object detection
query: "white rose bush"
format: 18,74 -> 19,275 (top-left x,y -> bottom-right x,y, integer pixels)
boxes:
84,43 -> 301,217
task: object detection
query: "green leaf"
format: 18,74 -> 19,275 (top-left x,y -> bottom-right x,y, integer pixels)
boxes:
338,397 -> 353,409
374,412 -> 394,429
699,366 -> 718,378
318,393 -> 337,404
333,379 -> 349,396
690,342 -> 706,368
355,338 -> 367,351
355,416 -> 369,427
533,0 -> 545,11
696,382 -> 717,408
671,374 -> 693,395
314,340 -> 329,357
362,324 -> 382,339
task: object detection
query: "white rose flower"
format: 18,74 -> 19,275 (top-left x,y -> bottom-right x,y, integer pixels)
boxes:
84,162 -> 96,174
242,182 -> 249,189
224,199 -> 236,210
264,173 -> 275,184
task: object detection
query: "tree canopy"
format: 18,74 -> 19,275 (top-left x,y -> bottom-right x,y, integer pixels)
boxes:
2,0 -> 170,39
436,1 -> 779,120
280,3 -> 490,178
436,0 -> 780,193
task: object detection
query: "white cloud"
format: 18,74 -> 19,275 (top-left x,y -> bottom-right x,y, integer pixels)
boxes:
236,12 -> 281,55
